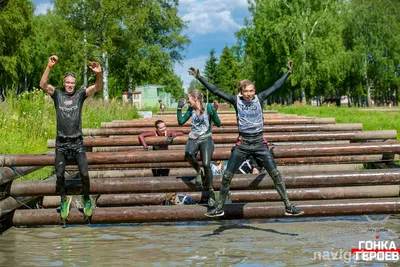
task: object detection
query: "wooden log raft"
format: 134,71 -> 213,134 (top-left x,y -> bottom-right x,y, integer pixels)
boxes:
9,169 -> 400,196
12,198 -> 400,226
40,185 -> 399,208
85,164 -> 367,178
2,141 -> 400,166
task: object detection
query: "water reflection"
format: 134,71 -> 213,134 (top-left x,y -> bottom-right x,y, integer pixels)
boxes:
0,216 -> 399,267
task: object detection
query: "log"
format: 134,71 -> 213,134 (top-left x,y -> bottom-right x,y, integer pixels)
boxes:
41,185 -> 398,207
91,141 -> 355,152
92,185 -> 399,207
2,141 -> 400,166
113,114 -> 314,124
83,124 -> 363,136
86,164 -> 364,178
9,169 -> 400,196
101,118 -> 336,128
0,166 -> 43,186
65,155 -> 394,170
12,198 -> 400,226
157,110 -> 278,115
46,130 -> 397,148
0,196 -> 36,217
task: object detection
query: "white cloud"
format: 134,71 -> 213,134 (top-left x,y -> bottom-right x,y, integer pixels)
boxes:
179,0 -> 249,35
34,3 -> 53,16
174,55 -> 209,91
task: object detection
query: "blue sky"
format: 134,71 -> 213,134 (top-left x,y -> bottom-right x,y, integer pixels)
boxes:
32,0 -> 251,89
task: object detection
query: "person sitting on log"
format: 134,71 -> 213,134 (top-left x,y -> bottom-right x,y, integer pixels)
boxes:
161,192 -> 197,205
236,155 -> 264,175
177,89 -> 221,207
211,160 -> 227,175
138,120 -> 183,176
188,60 -> 304,217
39,55 -> 103,221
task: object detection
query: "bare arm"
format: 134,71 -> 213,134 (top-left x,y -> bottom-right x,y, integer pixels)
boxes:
168,130 -> 184,137
138,131 -> 156,150
39,56 -> 57,96
86,61 -> 103,97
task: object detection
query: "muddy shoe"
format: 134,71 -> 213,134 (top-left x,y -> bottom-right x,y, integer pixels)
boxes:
194,171 -> 202,188
205,206 -> 224,217
207,190 -> 216,207
60,196 -> 72,220
285,204 -> 304,216
82,196 -> 93,217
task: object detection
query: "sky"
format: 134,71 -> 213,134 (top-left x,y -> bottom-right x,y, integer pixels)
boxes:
32,0 -> 251,89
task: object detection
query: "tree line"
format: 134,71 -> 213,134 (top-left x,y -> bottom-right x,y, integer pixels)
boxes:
190,0 -> 400,107
1,0 -> 399,107
0,0 -> 189,102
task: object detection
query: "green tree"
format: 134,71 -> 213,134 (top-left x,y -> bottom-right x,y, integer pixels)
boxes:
0,0 -> 35,100
343,0 -> 400,106
242,0 -> 348,104
157,70 -> 185,100
29,11 -> 85,92
188,79 -> 202,91
215,46 -> 240,97
203,49 -> 219,102
53,0 -> 189,102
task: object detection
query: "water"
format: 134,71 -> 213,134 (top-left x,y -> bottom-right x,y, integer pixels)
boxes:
0,216 -> 399,267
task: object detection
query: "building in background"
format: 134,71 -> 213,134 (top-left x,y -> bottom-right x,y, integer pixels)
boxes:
135,84 -> 178,108
122,85 -> 179,109
122,91 -> 142,108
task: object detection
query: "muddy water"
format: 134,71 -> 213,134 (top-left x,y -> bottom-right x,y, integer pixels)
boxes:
0,216 -> 399,267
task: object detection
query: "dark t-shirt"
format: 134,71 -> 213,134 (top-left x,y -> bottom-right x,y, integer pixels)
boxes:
52,88 -> 87,138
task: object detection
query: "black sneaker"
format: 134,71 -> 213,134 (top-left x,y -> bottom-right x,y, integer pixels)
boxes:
205,207 -> 224,217
285,205 -> 305,216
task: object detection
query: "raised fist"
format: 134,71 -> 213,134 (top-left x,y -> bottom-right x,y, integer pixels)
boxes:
212,100 -> 219,112
48,55 -> 58,67
287,60 -> 293,73
178,98 -> 186,109
188,67 -> 200,79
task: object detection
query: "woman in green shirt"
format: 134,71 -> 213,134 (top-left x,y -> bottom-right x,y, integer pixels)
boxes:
177,89 -> 221,206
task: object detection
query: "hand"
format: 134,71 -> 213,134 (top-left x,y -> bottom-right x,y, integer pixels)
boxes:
48,55 -> 58,67
89,61 -> 102,73
212,101 -> 218,112
177,98 -> 186,109
143,147 -> 148,151
166,134 -> 175,144
188,67 -> 200,79
287,60 -> 293,73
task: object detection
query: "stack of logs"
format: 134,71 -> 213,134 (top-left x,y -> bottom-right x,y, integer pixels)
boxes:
1,110 -> 399,227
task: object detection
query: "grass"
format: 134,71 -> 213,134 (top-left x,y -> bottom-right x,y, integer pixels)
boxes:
0,89 -> 140,180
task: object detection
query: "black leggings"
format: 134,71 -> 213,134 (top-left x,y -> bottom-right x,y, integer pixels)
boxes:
55,137 -> 90,201
184,135 -> 214,190
218,132 -> 291,208
225,134 -> 276,174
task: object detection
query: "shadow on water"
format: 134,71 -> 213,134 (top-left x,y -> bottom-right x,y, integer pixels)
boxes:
200,221 -> 299,237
